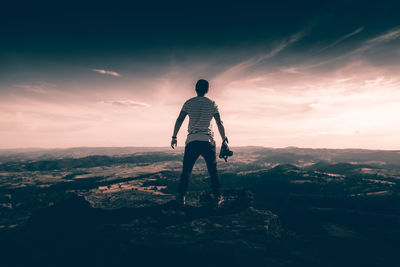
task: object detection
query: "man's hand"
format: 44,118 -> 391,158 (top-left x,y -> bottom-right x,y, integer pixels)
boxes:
222,137 -> 229,145
171,137 -> 177,149
171,111 -> 187,150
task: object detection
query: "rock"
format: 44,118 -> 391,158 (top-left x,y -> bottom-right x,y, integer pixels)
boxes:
3,190 -> 283,267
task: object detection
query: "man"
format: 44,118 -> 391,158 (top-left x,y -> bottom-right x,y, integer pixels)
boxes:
171,79 -> 227,206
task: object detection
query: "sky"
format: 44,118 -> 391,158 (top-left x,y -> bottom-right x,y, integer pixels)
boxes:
1,0 -> 400,149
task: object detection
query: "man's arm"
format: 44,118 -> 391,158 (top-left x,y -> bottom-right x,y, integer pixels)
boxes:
171,111 -> 187,149
213,112 -> 226,142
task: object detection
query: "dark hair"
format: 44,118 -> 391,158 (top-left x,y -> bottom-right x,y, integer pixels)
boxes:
195,79 -> 209,96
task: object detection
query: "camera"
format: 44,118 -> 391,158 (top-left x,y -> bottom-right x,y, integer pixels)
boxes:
219,137 -> 234,162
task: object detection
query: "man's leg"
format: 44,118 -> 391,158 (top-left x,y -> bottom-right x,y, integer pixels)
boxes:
178,142 -> 200,197
201,142 -> 221,197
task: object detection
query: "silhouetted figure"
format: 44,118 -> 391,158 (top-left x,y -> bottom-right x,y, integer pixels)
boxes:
171,79 -> 228,206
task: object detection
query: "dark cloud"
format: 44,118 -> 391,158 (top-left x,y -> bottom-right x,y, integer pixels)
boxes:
2,0 -> 399,57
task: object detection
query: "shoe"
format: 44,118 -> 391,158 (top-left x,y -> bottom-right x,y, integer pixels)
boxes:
176,195 -> 186,206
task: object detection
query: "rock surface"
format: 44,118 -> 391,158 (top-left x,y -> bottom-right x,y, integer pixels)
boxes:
2,190 -> 284,267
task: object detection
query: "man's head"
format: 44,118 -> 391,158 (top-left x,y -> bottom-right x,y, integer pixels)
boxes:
195,79 -> 209,96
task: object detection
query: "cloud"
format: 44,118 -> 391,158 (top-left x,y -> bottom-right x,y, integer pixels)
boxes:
216,29 -> 308,78
14,84 -> 48,94
320,26 -> 364,51
272,27 -> 400,74
92,69 -> 121,77
99,100 -> 149,108
262,30 -> 307,59
280,67 -> 302,74
355,27 -> 400,53
2,25 -> 400,149
365,27 -> 400,45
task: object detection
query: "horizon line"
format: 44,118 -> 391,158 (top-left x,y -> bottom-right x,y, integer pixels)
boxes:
0,145 -> 399,152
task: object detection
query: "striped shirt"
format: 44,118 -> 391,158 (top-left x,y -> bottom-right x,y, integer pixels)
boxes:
181,96 -> 219,145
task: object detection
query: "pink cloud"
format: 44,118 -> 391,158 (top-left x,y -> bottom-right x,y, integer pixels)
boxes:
92,69 -> 121,77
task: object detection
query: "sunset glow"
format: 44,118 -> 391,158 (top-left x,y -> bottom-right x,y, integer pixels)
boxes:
1,2 -> 400,149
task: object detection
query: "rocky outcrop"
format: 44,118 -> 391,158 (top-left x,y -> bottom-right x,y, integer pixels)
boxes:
2,190 -> 282,267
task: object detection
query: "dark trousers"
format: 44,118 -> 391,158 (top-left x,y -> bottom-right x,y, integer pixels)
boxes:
178,141 -> 221,197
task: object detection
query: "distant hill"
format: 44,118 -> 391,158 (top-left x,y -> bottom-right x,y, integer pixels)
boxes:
0,147 -> 179,163
306,161 -> 378,174
1,146 -> 400,169
0,152 -> 181,172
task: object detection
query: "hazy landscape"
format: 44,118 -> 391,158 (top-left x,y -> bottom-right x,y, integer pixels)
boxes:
1,146 -> 399,266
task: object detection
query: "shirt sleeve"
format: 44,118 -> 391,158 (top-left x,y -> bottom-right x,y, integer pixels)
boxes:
181,101 -> 189,113
213,101 -> 219,115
